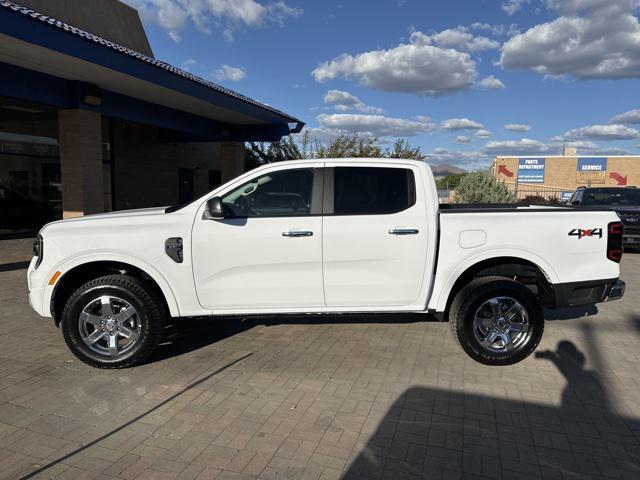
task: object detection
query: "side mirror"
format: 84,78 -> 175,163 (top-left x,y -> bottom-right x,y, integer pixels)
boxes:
203,197 -> 225,220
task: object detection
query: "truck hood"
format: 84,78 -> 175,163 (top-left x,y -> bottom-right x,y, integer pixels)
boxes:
613,206 -> 640,213
41,206 -> 169,231
613,206 -> 640,226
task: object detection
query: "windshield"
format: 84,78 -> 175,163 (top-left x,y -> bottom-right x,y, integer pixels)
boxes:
581,188 -> 640,206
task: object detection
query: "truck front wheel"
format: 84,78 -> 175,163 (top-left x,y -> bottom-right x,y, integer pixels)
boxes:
60,275 -> 166,368
449,277 -> 544,365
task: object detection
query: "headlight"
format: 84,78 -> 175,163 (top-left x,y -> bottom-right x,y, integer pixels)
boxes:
33,235 -> 43,269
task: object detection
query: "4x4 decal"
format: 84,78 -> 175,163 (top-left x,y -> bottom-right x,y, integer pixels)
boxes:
568,228 -> 603,239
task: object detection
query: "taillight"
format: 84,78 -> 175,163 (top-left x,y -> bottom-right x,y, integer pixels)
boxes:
607,221 -> 623,263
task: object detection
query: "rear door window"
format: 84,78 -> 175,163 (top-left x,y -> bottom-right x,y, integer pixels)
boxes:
333,167 -> 416,215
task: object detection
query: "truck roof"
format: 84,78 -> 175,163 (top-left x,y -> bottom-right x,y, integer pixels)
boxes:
253,157 -> 428,168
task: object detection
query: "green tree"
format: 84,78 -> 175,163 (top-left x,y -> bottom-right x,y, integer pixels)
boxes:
384,139 -> 425,160
313,132 -> 383,158
454,171 -> 516,204
245,135 -> 302,169
435,173 -> 467,190
245,132 -> 426,167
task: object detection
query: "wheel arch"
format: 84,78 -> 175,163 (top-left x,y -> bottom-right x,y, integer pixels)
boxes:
50,257 -> 180,325
434,253 -> 557,315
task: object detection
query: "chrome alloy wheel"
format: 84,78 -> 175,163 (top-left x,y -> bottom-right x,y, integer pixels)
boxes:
472,296 -> 530,353
78,296 -> 141,357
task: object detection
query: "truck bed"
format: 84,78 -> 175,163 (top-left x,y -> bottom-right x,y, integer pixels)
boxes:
439,204 -> 611,213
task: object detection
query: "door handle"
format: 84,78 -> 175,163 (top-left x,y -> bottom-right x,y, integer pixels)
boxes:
282,230 -> 313,237
389,228 -> 419,235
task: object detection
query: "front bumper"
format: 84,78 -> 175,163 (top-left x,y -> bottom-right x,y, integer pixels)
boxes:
27,256 -> 52,318
548,278 -> 625,308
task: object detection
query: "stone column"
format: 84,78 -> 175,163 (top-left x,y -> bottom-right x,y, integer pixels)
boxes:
220,141 -> 245,183
58,109 -> 104,218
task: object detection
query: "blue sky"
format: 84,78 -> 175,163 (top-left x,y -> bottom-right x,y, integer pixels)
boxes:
123,0 -> 640,168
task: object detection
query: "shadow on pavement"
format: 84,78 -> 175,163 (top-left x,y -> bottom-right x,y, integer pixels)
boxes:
344,340 -> 640,479
0,232 -> 36,240
146,316 -> 257,364
145,313 -> 432,365
0,260 -> 31,272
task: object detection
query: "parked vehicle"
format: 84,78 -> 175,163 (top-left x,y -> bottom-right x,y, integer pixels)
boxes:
568,186 -> 640,248
28,159 -> 625,368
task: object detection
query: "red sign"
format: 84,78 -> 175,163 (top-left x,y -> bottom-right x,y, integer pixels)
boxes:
498,164 -> 514,178
610,172 -> 628,186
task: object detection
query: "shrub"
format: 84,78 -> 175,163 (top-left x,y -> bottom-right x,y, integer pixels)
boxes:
454,171 -> 516,204
518,195 -> 562,205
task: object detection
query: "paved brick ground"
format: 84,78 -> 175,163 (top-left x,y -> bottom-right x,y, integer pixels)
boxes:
1,238 -> 640,479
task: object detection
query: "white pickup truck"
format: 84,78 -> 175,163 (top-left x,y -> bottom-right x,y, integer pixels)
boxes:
28,159 -> 625,368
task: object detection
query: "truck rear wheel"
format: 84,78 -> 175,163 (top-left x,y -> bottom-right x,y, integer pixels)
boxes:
60,275 -> 165,368
449,276 -> 543,365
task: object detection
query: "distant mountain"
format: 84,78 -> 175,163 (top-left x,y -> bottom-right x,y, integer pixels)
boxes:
428,164 -> 467,177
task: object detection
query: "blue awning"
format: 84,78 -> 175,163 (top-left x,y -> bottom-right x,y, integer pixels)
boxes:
0,0 -> 304,141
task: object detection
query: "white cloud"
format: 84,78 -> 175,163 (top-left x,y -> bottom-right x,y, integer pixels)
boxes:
456,136 -> 473,144
478,76 -> 506,90
180,58 -> 197,71
428,131 -> 633,168
611,109 -> 640,124
558,124 -> 640,141
475,129 -> 493,138
500,0 -> 640,79
483,138 -> 556,155
505,123 -> 531,132
296,127 -> 340,144
322,90 -> 383,114
426,148 -> 489,166
470,22 -> 520,37
588,146 -> 633,155
483,137 -> 632,156
312,32 -> 477,96
123,0 -> 301,42
502,0 -> 531,15
422,27 -> 500,52
441,118 -> 484,131
213,65 -> 247,81
316,113 -> 436,138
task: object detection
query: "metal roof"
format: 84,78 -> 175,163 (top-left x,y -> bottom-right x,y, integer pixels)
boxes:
0,0 -> 303,127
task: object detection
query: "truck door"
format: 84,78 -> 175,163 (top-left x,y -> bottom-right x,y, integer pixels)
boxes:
322,163 -> 429,308
192,165 -> 325,311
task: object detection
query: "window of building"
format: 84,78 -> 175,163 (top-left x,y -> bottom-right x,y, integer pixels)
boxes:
333,167 -> 416,215
0,97 -> 61,235
209,170 -> 221,190
222,168 -> 314,217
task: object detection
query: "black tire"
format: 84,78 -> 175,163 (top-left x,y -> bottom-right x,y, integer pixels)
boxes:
61,275 -> 165,368
449,276 -> 544,365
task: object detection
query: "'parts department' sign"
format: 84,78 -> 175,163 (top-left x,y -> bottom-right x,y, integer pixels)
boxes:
577,157 -> 607,184
517,158 -> 545,184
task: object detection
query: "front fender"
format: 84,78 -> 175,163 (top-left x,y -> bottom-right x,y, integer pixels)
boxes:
429,248 -> 559,312
46,252 -> 181,317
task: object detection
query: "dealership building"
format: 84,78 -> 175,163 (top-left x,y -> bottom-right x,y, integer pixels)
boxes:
0,0 -> 303,234
493,148 -> 640,200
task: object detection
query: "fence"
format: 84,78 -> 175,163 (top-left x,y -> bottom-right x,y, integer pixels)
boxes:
510,185 -> 572,204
